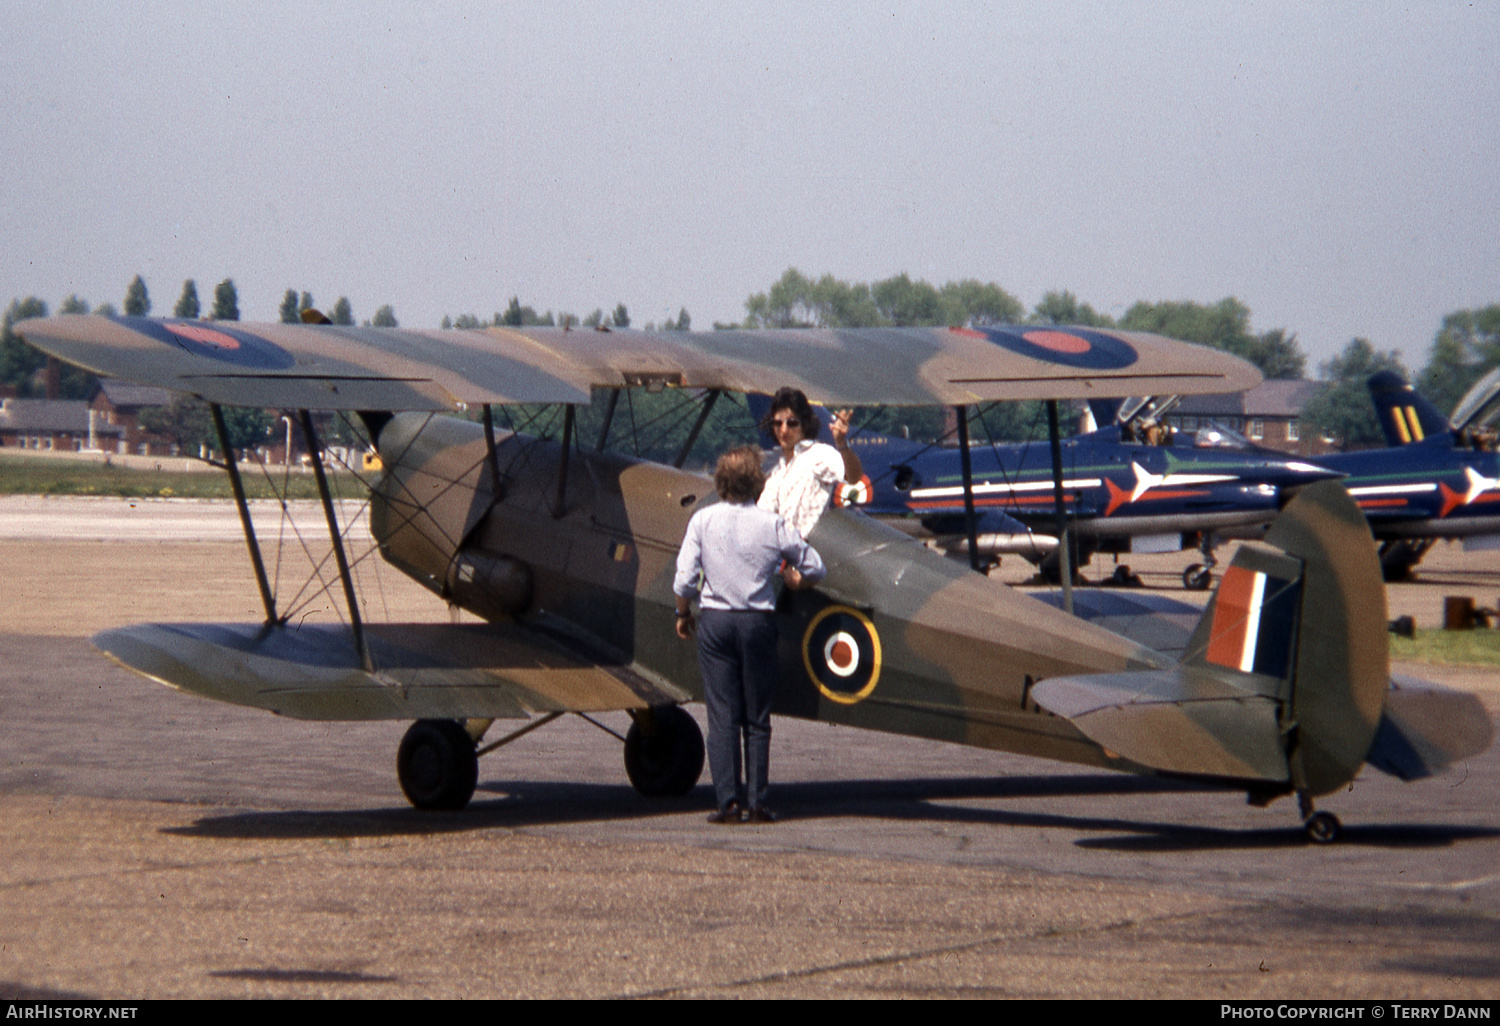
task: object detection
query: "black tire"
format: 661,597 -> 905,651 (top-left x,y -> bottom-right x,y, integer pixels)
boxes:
1304,810 -> 1342,845
1183,564 -> 1212,591
623,705 -> 705,797
397,719 -> 479,810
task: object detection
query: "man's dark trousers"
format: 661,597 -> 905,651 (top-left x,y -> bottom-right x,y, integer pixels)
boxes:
696,607 -> 777,813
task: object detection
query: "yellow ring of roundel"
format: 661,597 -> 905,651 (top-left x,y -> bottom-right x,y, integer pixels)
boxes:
801,604 -> 882,705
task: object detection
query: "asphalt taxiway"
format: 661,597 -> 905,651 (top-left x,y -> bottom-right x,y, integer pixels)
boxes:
1,497 -> 1497,998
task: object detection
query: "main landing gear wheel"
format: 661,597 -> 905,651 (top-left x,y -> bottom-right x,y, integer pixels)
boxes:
397,719 -> 479,810
624,705 -> 705,797
1304,810 -> 1343,845
1183,563 -> 1213,590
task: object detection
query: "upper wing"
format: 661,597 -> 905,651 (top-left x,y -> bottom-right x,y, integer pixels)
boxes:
17,314 -> 1260,410
94,620 -> 692,721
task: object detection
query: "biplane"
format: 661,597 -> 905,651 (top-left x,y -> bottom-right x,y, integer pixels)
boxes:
16,315 -> 1493,842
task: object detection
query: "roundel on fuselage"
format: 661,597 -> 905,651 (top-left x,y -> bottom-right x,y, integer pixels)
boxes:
953,326 -> 1139,371
801,604 -> 882,705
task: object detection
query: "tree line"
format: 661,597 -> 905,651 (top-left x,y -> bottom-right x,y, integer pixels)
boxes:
3,268 -> 1496,452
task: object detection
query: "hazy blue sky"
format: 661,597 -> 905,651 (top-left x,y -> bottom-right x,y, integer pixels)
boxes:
3,1 -> 1495,369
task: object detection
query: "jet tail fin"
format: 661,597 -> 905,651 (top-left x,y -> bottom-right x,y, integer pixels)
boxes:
1368,370 -> 1451,446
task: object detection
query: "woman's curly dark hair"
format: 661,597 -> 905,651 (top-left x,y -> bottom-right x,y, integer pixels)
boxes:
714,445 -> 768,503
760,387 -> 820,442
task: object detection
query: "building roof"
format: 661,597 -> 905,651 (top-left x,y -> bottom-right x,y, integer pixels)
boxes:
1174,378 -> 1325,418
0,398 -> 92,434
93,378 -> 175,410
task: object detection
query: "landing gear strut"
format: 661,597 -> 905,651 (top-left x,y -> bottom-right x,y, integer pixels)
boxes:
1182,533 -> 1221,591
1299,792 -> 1343,844
397,719 -> 479,810
623,705 -> 705,797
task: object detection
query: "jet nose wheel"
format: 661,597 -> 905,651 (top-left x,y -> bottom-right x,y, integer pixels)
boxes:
624,705 -> 705,797
1183,564 -> 1213,590
398,719 -> 480,810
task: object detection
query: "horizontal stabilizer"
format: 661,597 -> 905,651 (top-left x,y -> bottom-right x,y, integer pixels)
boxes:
94,621 -> 690,721
1365,674 -> 1495,780
1032,668 -> 1288,783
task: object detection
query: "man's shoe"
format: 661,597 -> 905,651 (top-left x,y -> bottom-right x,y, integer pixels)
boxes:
707,802 -> 744,825
746,806 -> 777,824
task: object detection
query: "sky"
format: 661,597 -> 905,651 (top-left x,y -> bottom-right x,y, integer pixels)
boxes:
2,1 -> 1496,372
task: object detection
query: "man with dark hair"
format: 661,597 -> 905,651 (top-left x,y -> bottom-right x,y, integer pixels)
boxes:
673,445 -> 825,824
758,387 -> 864,538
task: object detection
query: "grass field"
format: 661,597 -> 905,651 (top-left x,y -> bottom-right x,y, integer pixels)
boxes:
0,451 -> 365,500
1390,628 -> 1500,668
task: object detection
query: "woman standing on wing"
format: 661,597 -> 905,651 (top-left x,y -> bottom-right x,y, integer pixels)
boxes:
758,387 -> 864,539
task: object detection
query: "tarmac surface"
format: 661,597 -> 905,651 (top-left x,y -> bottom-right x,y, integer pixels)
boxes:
1,496 -> 1498,999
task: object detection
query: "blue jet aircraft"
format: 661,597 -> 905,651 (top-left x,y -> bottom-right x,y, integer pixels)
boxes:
756,398 -> 1340,589
1317,370 -> 1500,580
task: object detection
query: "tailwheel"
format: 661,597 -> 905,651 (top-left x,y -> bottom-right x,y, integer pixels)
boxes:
1304,810 -> 1343,845
1183,563 -> 1213,590
623,705 -> 705,797
397,719 -> 479,810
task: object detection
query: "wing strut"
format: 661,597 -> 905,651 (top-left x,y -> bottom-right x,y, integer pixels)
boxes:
953,404 -> 983,573
673,389 -> 721,468
297,409 -> 371,671
210,402 -> 277,625
594,390 -> 620,453
481,404 -> 504,498
553,404 -> 575,519
1046,399 -> 1074,615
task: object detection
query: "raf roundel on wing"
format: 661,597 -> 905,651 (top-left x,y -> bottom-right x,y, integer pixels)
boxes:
114,315 -> 298,370
954,326 -> 1139,371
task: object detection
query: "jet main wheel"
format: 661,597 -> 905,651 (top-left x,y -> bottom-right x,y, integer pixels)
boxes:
1183,564 -> 1213,590
397,719 -> 479,810
624,705 -> 705,797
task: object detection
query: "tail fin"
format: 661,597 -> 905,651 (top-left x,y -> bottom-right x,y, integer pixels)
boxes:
1185,479 -> 1387,796
1368,371 -> 1450,446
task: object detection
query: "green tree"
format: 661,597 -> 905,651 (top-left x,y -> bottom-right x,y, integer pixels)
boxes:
612,303 -> 631,328
58,294 -> 89,315
173,280 -> 200,319
1119,297 -> 1305,380
744,268 -> 817,328
371,304 -> 398,327
138,396 -> 215,455
278,289 -> 299,324
666,307 -> 691,331
872,273 -> 944,327
940,279 -> 1025,326
123,275 -> 150,316
299,291 -> 316,317
1417,305 -> 1500,415
211,279 -> 239,321
1300,338 -> 1409,449
0,297 -> 48,395
331,297 -> 353,325
1241,328 -> 1306,380
1030,290 -> 1112,327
